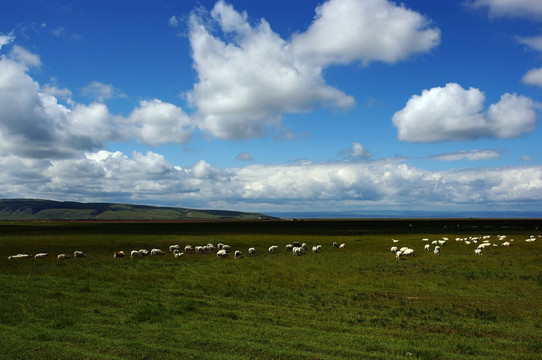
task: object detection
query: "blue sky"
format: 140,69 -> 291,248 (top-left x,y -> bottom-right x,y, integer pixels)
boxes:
0,0 -> 541,213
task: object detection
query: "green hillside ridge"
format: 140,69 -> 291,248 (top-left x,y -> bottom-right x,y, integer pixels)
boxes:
0,199 -> 274,220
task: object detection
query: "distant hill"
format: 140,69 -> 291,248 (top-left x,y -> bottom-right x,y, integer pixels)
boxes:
0,199 -> 275,221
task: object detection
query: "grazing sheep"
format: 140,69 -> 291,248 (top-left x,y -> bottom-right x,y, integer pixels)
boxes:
395,250 -> 403,260
285,244 -> 293,252
174,252 -> 184,258
184,245 -> 194,254
9,254 -> 31,260
403,248 -> 415,257
474,248 -> 482,256
151,249 -> 165,256
34,253 -> 48,259
57,254 -> 69,260
139,249 -> 149,256
502,241 -> 511,247
234,250 -> 243,258
114,251 -> 125,258
301,243 -> 308,251
169,245 -> 180,252
433,246 -> 440,255
73,251 -> 86,258
130,250 -> 140,258
313,245 -> 322,253
333,242 -> 339,248
217,243 -> 224,250
248,247 -> 256,256
390,246 -> 398,253
195,246 -> 204,254
392,239 -> 399,243
339,243 -> 346,249
424,244 -> 430,251
293,247 -> 303,256
268,245 -> 278,254
216,249 -> 229,258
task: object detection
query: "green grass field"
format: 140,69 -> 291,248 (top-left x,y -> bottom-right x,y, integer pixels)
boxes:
1,219 -> 541,359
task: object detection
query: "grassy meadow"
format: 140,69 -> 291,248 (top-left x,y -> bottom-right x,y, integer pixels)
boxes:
1,219 -> 541,359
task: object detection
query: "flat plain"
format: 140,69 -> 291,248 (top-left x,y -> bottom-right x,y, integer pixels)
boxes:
1,219 -> 541,359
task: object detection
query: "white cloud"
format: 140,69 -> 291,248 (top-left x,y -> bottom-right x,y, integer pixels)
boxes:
0,49 -> 123,158
291,0 -> 441,66
0,32 -> 15,50
467,0 -> 542,20
340,142 -> 372,159
522,67 -> 542,87
188,0 -> 439,140
1,148 -> 541,211
128,99 -> 194,146
429,149 -> 501,161
517,35 -> 542,52
521,155 -> 533,161
9,45 -> 41,68
392,83 -> 539,142
81,81 -> 123,102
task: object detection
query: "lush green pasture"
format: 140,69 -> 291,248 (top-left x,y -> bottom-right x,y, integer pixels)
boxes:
1,219 -> 541,359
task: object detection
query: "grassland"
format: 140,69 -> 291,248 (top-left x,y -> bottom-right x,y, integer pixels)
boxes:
1,219 -> 541,359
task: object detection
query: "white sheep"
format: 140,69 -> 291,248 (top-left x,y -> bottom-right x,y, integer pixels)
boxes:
234,250 -> 243,258
293,247 -> 303,256
339,243 -> 346,249
130,250 -> 140,258
169,245 -> 180,252
312,245 -> 322,253
268,245 -> 278,254
57,254 -> 69,260
301,243 -> 308,251
403,248 -> 415,257
395,250 -> 403,260
174,252 -> 184,258
114,251 -> 125,258
474,248 -> 482,256
333,242 -> 339,248
216,249 -> 229,258
73,251 -> 86,258
390,246 -> 398,253
433,246 -> 440,255
424,244 -> 430,251
248,247 -> 256,256
34,253 -> 48,259
502,241 -> 511,247
139,249 -> 149,256
9,254 -> 31,260
285,244 -> 293,252
184,245 -> 194,254
399,246 -> 409,252
151,248 -> 165,256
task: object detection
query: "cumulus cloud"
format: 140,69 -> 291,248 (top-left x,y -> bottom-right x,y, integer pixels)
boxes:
0,48 -> 122,158
128,99 -> 194,146
291,0 -> 440,66
9,45 -> 40,68
522,68 -> 542,87
187,0 -> 440,140
467,0 -> 542,20
429,149 -> 501,161
2,150 -> 540,211
340,142 -> 373,159
392,83 -> 538,142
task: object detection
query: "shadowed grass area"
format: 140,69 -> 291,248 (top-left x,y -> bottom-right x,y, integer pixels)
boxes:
0,219 -> 541,359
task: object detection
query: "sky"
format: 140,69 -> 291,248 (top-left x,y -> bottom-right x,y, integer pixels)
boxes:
0,0 -> 541,214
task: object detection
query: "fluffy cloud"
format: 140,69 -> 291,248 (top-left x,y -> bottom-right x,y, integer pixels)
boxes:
522,68 -> 542,87
188,0 -> 440,140
128,99 -> 194,146
291,0 -> 440,66
429,149 -> 501,161
392,83 -> 538,142
0,32 -> 14,49
467,0 -> 542,19
0,48 -> 123,158
1,151 -> 541,211
236,152 -> 254,162
340,142 -> 373,159
517,35 -> 542,52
